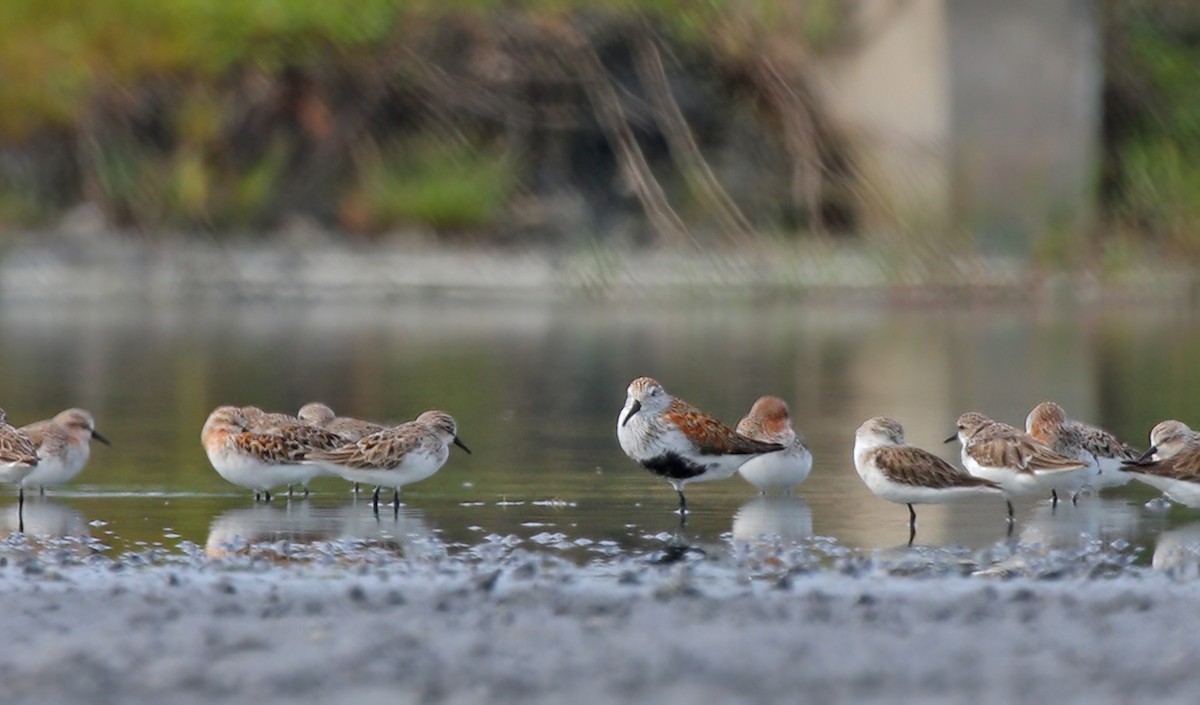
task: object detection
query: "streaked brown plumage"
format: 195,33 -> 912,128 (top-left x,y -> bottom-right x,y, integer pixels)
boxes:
0,407 -> 38,475
305,410 -> 469,510
873,444 -> 999,490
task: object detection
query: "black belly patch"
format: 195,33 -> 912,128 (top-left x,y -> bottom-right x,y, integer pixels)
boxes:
641,452 -> 707,480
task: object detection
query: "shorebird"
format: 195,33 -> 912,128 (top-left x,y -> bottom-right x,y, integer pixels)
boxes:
616,377 -> 784,515
1130,420 -> 1198,464
297,403 -> 385,441
1119,420 -> 1200,507
948,411 -> 1091,509
1025,401 -> 1139,493
855,416 -> 1006,541
297,403 -> 387,496
735,396 -> 813,492
241,405 -> 351,497
201,406 -> 346,501
19,409 -> 110,494
0,408 -> 39,517
304,410 -> 469,511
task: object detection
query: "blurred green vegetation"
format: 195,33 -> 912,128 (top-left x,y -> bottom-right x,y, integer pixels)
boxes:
345,135 -> 516,233
1104,0 -> 1200,255
0,0 -> 854,238
0,0 -> 1196,250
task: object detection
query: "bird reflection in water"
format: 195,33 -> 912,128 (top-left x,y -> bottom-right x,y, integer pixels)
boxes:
1152,520 -> 1200,577
732,495 -> 813,543
206,501 -> 439,560
0,497 -> 89,546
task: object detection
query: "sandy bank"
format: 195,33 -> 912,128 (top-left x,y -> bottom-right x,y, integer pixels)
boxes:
0,234 -> 1193,304
1,556 -> 1197,705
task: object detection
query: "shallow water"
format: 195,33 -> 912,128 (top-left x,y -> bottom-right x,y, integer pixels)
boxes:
3,297 -> 1200,574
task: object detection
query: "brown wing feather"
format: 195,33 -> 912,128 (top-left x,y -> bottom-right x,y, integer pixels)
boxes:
19,419 -> 62,448
231,433 -> 309,465
1126,447 -> 1200,483
0,425 -> 39,465
279,425 -> 350,452
1013,437 -> 1089,472
306,426 -> 424,470
969,424 -> 1087,474
1078,426 -> 1139,461
876,445 -> 999,490
665,398 -> 784,456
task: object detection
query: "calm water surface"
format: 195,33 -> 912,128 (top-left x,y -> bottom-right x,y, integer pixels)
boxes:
3,298 -> 1200,570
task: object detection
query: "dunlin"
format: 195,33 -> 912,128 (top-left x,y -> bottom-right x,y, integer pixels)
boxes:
304,410 -> 469,511
200,406 -> 346,501
1025,401 -> 1139,492
1119,420 -> 1200,507
19,409 -> 110,494
855,416 -> 1005,539
948,411 -> 1091,509
734,396 -> 812,492
616,377 -> 784,515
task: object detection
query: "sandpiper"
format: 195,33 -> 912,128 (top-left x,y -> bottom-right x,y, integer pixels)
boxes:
1025,401 -> 1140,492
19,409 -> 110,494
1119,420 -> 1200,507
1131,420 -> 1198,463
241,405 -> 351,497
616,377 -> 784,515
948,411 -> 1091,508
201,406 -> 346,501
735,396 -> 812,492
304,410 -> 469,511
855,416 -> 1006,540
297,402 -> 387,496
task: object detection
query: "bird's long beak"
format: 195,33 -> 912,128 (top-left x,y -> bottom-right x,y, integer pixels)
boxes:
944,432 -> 958,444
1130,445 -> 1156,464
453,436 -> 471,454
621,400 -> 642,427
92,429 -> 111,446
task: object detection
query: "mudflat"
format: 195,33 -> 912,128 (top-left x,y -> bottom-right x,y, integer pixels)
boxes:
0,553 -> 1197,705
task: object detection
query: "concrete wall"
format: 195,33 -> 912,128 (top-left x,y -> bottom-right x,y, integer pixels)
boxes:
816,0 -> 1102,252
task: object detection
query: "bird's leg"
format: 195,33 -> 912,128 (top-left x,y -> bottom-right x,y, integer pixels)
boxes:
353,483 -> 360,495
17,487 -> 23,534
264,489 -> 272,503
303,485 -> 310,499
372,486 -> 381,512
908,524 -> 916,547
907,503 -> 917,529
287,485 -> 294,499
1051,489 -> 1059,508
392,488 -> 400,508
